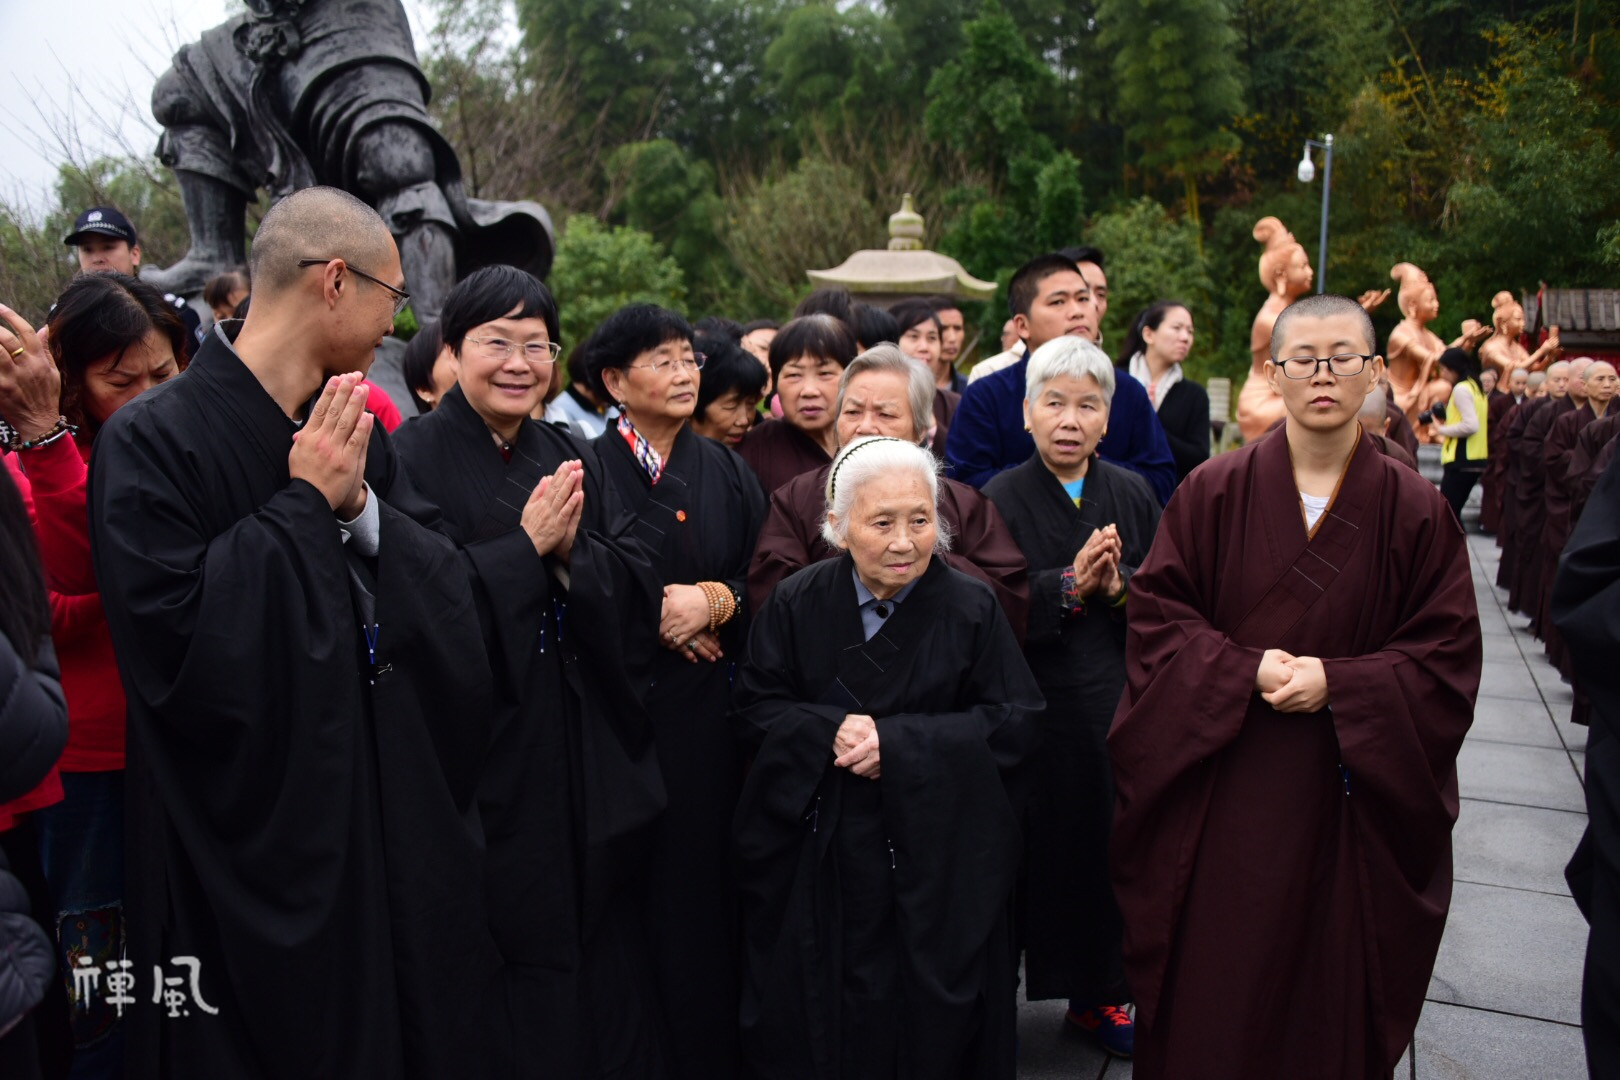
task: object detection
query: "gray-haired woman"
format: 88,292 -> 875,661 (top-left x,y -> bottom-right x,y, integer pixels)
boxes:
732,436 -> 1043,1079
982,335 -> 1161,1060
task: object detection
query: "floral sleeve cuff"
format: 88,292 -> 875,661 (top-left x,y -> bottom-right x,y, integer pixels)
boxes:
1059,565 -> 1086,616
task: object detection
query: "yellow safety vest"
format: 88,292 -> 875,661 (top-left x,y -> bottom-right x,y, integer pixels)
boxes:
1441,380 -> 1490,466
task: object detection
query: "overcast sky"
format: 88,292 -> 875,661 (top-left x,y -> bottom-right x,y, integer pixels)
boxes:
0,0 -> 435,220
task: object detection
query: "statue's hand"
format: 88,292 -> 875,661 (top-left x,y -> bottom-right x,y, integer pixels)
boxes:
1357,289 -> 1391,313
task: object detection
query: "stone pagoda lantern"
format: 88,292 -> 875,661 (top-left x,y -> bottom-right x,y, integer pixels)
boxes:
807,194 -> 996,308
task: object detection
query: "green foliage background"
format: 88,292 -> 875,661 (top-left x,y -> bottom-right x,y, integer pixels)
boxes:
5,0 -> 1620,389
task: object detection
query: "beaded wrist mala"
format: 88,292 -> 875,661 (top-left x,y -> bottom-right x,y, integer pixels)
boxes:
697,581 -> 738,634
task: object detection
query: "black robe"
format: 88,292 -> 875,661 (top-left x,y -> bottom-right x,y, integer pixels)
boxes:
982,455 -> 1161,1004
592,423 -> 767,1080
1512,395 -> 1574,618
1154,378 -> 1211,483
88,330 -> 500,1079
1553,450 -> 1620,1079
393,385 -> 667,1078
731,556 -> 1043,1080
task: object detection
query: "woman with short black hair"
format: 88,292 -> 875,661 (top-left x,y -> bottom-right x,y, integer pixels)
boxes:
399,319 -> 455,413
691,334 -> 767,447
392,266 -> 668,1076
587,302 -> 766,1080
738,314 -> 859,495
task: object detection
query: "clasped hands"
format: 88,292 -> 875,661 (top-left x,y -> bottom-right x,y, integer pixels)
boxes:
1255,648 -> 1330,713
1072,524 -> 1124,603
659,584 -> 722,664
521,459 -> 583,564
289,373 -> 372,520
833,713 -> 880,779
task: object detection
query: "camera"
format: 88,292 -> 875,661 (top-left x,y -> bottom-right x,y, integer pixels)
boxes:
1418,401 -> 1447,426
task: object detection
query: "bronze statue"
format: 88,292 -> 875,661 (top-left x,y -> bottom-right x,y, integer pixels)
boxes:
1236,218 -> 1311,442
1478,291 -> 1561,379
1385,263 -> 1488,433
146,0 -> 553,322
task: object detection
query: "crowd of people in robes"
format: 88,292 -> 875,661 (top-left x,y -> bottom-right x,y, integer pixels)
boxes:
17,184 -> 1620,1080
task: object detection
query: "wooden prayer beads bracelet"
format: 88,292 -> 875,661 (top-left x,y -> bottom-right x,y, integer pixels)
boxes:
697,580 -> 738,634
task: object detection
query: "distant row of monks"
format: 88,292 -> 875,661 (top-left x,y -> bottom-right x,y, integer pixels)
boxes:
1485,356 -> 1620,727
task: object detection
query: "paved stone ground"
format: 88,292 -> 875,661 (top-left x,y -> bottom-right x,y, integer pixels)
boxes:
1015,477 -> 1593,1079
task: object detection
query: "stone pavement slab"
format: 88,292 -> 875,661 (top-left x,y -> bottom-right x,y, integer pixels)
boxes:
1456,740 -> 1587,813
1426,881 -> 1587,1026
1451,799 -> 1586,896
1410,1001 -> 1586,1079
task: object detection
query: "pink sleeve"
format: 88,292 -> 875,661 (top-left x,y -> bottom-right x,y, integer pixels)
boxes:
363,380 -> 404,432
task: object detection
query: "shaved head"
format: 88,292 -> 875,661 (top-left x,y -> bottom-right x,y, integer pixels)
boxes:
1357,382 -> 1389,421
1588,361 -> 1617,379
249,186 -> 396,295
1546,360 -> 1570,378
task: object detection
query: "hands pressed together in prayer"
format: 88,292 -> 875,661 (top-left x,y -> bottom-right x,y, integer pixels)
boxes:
1072,524 -> 1125,603
522,459 -> 583,564
0,304 -> 62,442
660,584 -> 723,664
834,713 -> 881,779
289,373 -> 372,519
1255,648 -> 1331,713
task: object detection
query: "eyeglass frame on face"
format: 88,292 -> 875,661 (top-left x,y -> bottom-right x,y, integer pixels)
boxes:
296,258 -> 411,316
628,351 -> 707,377
463,335 -> 562,364
1272,353 -> 1374,380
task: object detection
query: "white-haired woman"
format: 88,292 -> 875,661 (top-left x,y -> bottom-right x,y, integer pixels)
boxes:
982,335 -> 1161,1060
732,435 -> 1043,1080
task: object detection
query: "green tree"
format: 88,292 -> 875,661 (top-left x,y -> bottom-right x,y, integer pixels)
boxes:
547,215 -> 686,373
1097,0 -> 1245,228
605,140 -> 736,312
924,0 -> 1060,180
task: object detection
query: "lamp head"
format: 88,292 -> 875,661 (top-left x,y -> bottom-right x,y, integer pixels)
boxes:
1297,149 -> 1316,184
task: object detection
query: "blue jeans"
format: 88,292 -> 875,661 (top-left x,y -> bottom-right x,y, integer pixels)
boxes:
34,770 -> 125,1080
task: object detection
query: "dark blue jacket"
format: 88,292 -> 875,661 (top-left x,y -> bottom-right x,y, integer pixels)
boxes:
945,351 -> 1178,503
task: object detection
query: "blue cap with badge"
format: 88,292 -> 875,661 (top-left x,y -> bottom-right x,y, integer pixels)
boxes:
64,207 -> 138,247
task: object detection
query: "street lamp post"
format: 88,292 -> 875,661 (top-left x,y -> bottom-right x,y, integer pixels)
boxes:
1296,133 -> 1333,295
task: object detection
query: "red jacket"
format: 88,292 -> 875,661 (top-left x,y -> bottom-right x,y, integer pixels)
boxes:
7,436 -> 126,773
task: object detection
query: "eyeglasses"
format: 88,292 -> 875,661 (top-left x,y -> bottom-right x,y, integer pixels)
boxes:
629,352 -> 706,376
465,336 -> 561,364
1273,353 -> 1373,380
297,258 -> 411,316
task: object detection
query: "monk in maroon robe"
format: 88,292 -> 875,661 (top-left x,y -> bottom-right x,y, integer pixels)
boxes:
1535,360 -> 1605,650
1480,370 -> 1528,533
1110,295 -> 1481,1080
1494,392 -> 1542,592
1510,361 -> 1578,617
737,315 -> 855,496
1560,411 -> 1620,730
747,344 -> 1028,634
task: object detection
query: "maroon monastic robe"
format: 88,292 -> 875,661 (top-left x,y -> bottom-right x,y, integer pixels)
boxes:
745,464 -> 1029,638
1538,402 -> 1598,657
1510,396 -> 1574,617
1480,392 -> 1522,532
1109,429 -> 1481,1080
1494,398 -> 1537,591
735,417 -> 833,499
1560,412 -> 1620,727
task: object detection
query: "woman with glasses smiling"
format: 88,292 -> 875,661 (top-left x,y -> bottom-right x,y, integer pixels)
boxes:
392,267 -> 669,1077
586,302 -> 766,1080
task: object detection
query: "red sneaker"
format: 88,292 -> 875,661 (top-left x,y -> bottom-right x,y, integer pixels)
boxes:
1064,1003 -> 1134,1058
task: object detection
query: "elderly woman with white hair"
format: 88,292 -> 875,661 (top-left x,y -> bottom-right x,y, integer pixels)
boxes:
747,343 -> 1028,634
732,435 -> 1043,1080
982,335 -> 1161,1060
